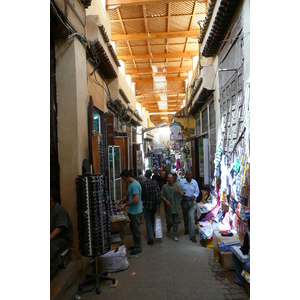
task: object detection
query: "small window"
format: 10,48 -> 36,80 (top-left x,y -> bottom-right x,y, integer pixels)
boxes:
132,127 -> 137,143
202,107 -> 208,134
93,110 -> 101,133
196,115 -> 201,136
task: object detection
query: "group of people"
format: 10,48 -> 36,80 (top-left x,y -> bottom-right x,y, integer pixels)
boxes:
115,168 -> 200,256
50,170 -> 249,288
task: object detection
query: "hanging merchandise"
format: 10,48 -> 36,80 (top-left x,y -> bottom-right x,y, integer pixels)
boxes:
218,212 -> 231,232
232,157 -> 241,173
214,144 -> 223,178
220,155 -> 228,191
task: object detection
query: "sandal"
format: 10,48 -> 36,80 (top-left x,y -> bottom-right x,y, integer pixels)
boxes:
233,278 -> 245,287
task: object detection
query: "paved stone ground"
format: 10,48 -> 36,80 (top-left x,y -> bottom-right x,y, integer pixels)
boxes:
78,209 -> 249,300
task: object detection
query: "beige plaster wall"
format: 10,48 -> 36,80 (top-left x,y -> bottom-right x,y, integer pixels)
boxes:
87,62 -> 106,112
86,0 -> 111,38
55,37 -> 89,255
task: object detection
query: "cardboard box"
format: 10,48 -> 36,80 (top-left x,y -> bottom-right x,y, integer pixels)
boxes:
218,241 -> 240,252
220,251 -> 235,270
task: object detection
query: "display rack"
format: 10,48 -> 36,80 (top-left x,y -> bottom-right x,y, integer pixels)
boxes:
75,174 -> 115,294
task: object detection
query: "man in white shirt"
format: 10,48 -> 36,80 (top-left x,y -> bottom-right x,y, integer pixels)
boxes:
179,170 -> 200,243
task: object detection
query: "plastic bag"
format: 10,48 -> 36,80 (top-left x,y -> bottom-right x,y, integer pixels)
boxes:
155,215 -> 163,238
98,245 -> 129,273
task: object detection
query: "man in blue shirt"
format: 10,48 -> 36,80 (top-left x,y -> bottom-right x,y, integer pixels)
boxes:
179,170 -> 200,243
116,169 -> 143,255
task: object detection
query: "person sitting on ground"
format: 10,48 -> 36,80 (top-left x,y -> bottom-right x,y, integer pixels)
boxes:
50,188 -> 73,279
200,185 -> 211,203
232,218 -> 250,287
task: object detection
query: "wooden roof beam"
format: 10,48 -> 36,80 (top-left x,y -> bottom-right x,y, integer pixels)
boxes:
126,66 -> 190,74
118,51 -> 198,60
107,0 -> 207,9
136,89 -> 185,94
132,77 -> 187,83
137,97 -> 183,102
111,30 -> 200,41
110,12 -> 206,22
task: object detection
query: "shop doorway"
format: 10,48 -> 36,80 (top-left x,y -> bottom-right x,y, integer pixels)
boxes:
115,136 -> 129,195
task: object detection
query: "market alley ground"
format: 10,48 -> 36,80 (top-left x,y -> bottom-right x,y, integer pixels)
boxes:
77,209 -> 249,300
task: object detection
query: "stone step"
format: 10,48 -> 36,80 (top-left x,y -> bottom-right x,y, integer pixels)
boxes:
50,259 -> 81,300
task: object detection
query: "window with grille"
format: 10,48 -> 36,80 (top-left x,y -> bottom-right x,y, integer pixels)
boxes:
196,115 -> 201,136
132,127 -> 137,143
202,107 -> 208,134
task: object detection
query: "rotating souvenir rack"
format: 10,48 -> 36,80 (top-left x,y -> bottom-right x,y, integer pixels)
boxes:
76,174 -> 111,257
75,174 -> 115,294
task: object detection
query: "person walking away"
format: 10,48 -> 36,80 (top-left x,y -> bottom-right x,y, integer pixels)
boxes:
141,169 -> 161,245
161,173 -> 182,241
138,169 -> 147,185
172,172 -> 182,223
179,170 -> 200,243
116,169 -> 143,255
152,169 -> 162,188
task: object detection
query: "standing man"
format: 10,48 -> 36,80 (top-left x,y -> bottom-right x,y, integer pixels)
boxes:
161,173 -> 182,242
141,169 -> 161,245
179,170 -> 200,243
116,169 -> 143,255
152,169 -> 161,186
172,172 -> 182,223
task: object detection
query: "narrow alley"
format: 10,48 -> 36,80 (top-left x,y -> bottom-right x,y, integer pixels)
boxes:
77,208 -> 249,300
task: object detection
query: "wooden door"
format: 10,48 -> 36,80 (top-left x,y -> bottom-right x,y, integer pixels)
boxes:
115,136 -> 128,195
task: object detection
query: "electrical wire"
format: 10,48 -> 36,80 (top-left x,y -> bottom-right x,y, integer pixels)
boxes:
91,70 -> 112,102
220,32 -> 250,44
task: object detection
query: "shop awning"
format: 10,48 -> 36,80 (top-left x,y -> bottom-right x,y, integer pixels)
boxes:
188,88 -> 214,117
201,0 -> 241,57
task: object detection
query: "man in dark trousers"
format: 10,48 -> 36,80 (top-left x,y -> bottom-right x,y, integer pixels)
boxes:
50,188 -> 73,279
116,170 -> 143,255
179,170 -> 199,243
141,169 -> 161,245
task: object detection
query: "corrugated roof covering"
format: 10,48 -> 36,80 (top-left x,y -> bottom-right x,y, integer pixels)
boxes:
201,0 -> 241,57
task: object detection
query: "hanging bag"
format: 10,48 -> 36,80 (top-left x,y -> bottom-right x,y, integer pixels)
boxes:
155,214 -> 163,238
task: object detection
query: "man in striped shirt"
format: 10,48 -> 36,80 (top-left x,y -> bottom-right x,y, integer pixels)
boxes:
141,170 -> 161,245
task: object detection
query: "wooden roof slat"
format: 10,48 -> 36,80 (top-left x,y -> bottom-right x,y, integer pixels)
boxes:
107,0 -> 207,8
118,51 -> 198,60
111,30 -> 200,41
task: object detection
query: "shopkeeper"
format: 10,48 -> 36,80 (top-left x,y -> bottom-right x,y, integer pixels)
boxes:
200,186 -> 211,203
